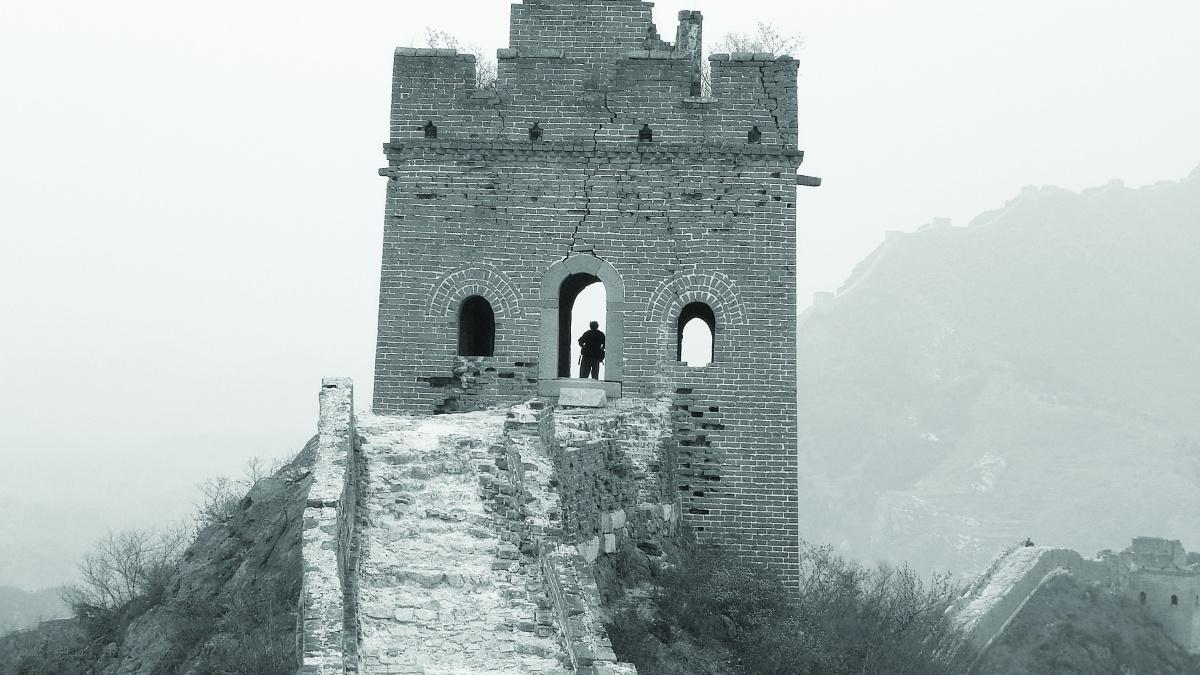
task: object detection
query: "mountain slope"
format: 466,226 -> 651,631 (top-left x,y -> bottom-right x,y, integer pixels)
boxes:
797,169 -> 1200,575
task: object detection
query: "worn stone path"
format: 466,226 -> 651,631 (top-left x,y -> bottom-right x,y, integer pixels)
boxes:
355,411 -> 571,675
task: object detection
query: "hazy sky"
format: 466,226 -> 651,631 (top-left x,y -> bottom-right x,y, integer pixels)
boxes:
2,0 -> 1198,589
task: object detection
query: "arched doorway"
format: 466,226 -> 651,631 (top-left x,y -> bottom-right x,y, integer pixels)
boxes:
458,295 -> 495,357
558,275 -> 606,378
538,256 -> 625,394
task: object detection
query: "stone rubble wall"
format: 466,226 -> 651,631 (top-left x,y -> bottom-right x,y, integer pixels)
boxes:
298,378 -> 363,674
552,400 -> 680,559
477,400 -> 656,673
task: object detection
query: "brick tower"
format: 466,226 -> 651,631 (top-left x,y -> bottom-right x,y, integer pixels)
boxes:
374,0 -> 806,579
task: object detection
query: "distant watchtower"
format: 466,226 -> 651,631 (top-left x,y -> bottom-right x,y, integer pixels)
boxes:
374,0 -> 806,579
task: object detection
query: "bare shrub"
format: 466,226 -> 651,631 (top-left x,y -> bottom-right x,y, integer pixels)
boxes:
195,456 -> 282,530
701,22 -> 803,97
712,22 -> 803,56
423,28 -> 497,89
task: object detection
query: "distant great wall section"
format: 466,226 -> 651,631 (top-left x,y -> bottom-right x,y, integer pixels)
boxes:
950,539 -> 1200,667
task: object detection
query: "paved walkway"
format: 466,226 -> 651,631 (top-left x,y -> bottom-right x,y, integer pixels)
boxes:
355,412 -> 571,675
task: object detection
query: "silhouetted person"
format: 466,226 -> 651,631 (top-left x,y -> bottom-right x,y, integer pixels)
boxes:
1023,538 -> 1035,547
577,321 -> 605,380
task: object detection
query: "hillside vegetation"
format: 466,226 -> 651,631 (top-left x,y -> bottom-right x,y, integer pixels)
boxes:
798,167 -> 1200,576
604,539 -> 973,675
0,441 -> 314,675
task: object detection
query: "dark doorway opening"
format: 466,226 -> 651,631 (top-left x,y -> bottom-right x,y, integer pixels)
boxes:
557,273 -> 605,378
677,301 -> 716,366
458,295 -> 495,357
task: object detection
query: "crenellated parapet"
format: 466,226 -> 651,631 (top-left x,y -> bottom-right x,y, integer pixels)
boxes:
388,3 -> 798,148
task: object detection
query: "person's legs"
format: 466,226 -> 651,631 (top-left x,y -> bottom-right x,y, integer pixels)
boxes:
580,357 -> 600,379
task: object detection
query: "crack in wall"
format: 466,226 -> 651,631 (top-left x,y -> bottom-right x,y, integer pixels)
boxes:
757,64 -> 784,139
564,91 -> 618,260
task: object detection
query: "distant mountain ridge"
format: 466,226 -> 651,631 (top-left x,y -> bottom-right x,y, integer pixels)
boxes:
0,585 -> 69,633
797,169 -> 1200,576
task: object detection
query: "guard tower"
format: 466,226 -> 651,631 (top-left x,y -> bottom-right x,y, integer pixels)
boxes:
374,0 -> 808,579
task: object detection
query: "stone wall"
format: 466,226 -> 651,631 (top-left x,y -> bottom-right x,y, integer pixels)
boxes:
372,0 -> 803,577
298,378 -> 363,674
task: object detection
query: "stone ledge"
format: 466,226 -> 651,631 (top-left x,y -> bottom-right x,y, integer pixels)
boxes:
710,52 -> 795,63
540,378 -> 622,399
394,47 -> 473,60
497,47 -> 566,59
623,49 -> 688,60
381,141 -> 805,162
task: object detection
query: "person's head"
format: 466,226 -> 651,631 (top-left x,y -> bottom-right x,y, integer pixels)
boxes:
590,321 -> 599,329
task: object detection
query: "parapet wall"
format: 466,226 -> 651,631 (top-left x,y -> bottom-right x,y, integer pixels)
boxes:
298,378 -> 363,674
389,49 -> 798,146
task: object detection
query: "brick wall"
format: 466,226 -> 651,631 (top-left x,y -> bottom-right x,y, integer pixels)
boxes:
374,0 -> 803,579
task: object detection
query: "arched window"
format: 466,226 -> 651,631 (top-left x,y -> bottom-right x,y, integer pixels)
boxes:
677,302 -> 716,367
1140,591 -> 1147,605
458,295 -> 495,357
1171,594 -> 1179,606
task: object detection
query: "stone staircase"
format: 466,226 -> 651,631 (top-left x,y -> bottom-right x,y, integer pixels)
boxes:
354,411 -> 572,675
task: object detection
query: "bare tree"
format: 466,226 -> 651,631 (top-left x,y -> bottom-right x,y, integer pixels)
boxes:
423,28 -> 498,90
62,526 -> 188,614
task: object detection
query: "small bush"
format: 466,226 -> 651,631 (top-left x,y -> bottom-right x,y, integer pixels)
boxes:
609,541 -> 972,675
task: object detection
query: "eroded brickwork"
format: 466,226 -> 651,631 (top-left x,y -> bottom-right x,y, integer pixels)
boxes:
374,0 -> 802,579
